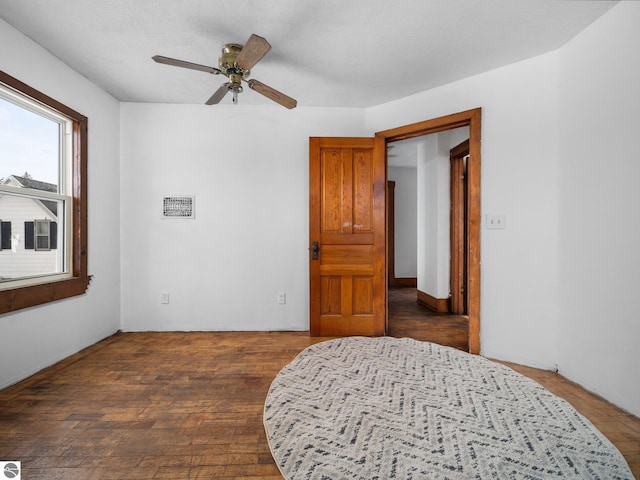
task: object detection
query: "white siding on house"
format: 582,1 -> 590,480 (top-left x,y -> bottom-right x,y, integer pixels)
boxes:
0,193 -> 58,278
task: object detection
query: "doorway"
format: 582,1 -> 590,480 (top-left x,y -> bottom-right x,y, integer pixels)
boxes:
386,130 -> 469,349
378,108 -> 481,354
308,109 -> 481,353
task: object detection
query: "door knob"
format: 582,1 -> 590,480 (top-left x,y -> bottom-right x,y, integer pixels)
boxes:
311,241 -> 319,260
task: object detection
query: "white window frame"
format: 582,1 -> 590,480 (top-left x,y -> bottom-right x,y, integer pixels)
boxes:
0,87 -> 74,288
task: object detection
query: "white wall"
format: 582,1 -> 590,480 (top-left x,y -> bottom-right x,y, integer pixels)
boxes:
557,1 -> 640,417
416,137 -> 442,296
366,53 -> 561,371
388,166 -> 417,279
0,19 -> 121,388
416,129 -> 469,299
119,104 -> 365,331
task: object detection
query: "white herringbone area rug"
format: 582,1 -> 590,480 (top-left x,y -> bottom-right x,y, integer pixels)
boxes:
264,337 -> 632,479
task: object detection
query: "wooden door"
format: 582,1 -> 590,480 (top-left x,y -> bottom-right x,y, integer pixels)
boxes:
309,137 -> 386,336
450,139 -> 469,314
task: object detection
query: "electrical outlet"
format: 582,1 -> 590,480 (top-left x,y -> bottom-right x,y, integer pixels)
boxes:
277,292 -> 286,304
160,292 -> 170,304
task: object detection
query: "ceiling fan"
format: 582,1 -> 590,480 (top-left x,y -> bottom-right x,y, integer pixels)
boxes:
152,34 -> 297,109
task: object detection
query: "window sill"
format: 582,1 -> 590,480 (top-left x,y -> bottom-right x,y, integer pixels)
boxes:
0,275 -> 92,314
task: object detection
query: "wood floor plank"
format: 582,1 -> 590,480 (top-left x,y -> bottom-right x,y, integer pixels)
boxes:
387,287 -> 469,350
0,329 -> 638,479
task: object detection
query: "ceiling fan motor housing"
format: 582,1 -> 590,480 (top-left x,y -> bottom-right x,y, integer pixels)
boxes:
219,43 -> 250,81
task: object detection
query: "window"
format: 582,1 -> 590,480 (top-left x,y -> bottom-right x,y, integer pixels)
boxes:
0,71 -> 89,314
35,220 -> 51,251
28,219 -> 57,251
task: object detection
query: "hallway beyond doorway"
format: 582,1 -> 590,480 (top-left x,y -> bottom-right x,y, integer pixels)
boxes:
387,287 -> 469,351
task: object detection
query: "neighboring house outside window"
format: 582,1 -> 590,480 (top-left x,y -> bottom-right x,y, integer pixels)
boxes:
0,70 -> 89,314
0,175 -> 59,277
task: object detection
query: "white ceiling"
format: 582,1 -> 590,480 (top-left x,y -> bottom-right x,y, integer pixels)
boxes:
0,0 -> 617,108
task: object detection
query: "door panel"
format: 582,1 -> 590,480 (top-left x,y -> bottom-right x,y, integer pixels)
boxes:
352,277 -> 373,314
352,149 -> 374,232
322,245 -> 373,266
309,137 -> 386,336
320,276 -> 342,314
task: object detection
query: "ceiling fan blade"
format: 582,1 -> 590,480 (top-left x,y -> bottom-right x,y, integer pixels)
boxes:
152,55 -> 221,74
235,34 -> 271,71
206,83 -> 231,105
248,79 -> 297,109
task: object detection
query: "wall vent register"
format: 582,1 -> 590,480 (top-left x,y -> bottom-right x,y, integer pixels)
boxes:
162,196 -> 195,219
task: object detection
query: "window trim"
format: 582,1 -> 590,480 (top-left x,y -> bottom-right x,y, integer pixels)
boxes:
0,70 -> 90,314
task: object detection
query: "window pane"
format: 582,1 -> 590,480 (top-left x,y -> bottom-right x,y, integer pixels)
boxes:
0,96 -> 59,189
36,235 -> 50,250
0,89 -> 65,283
36,220 -> 49,235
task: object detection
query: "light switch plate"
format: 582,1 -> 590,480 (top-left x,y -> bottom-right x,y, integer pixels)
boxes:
486,214 -> 506,229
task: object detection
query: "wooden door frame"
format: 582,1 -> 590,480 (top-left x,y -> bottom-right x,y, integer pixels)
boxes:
450,139 -> 470,315
375,108 -> 481,354
387,180 -> 396,287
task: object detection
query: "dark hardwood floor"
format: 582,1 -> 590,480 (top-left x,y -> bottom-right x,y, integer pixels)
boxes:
0,329 -> 638,478
387,286 -> 469,351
